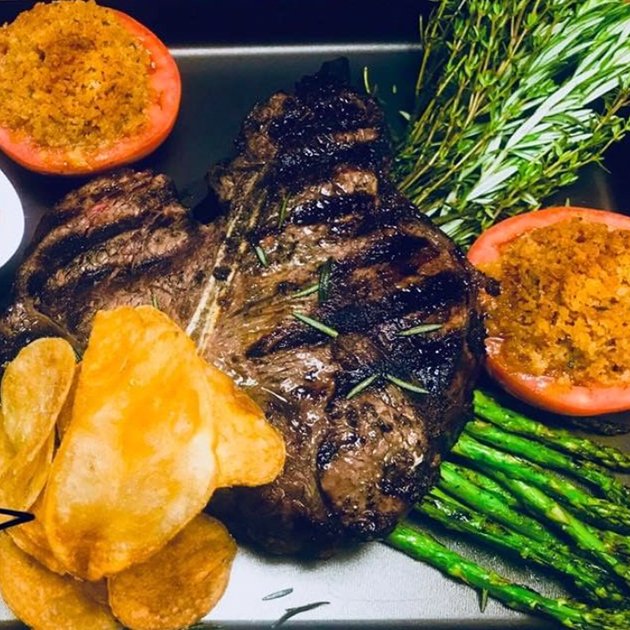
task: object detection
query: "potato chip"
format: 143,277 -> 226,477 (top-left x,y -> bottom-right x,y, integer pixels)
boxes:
9,493 -> 67,575
0,534 -> 119,630
43,306 -> 218,580
108,514 -> 236,630
0,337 -> 76,472
0,432 -> 54,512
56,363 -> 81,441
206,365 -> 285,488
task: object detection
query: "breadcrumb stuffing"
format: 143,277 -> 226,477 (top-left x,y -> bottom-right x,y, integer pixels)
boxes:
481,218 -> 630,387
0,0 -> 151,150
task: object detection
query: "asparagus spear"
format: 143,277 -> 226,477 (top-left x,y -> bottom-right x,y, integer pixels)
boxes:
478,470 -> 630,586
446,462 -> 520,508
387,523 -> 630,630
474,390 -> 630,472
439,461 -> 557,545
464,419 -> 630,505
417,489 -> 628,605
453,433 -> 630,532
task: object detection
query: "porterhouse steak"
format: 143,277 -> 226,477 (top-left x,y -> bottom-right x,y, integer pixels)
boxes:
0,62 -> 486,554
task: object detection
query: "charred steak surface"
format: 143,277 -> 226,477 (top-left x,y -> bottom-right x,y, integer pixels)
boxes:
0,63 -> 485,554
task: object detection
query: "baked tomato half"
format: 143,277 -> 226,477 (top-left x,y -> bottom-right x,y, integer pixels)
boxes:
0,10 -> 181,176
468,206 -> 630,416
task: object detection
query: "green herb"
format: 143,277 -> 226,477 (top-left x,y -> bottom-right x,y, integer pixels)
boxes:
394,0 -> 630,247
385,374 -> 429,395
254,244 -> 269,268
399,323 -> 443,336
318,258 -> 334,302
272,601 -> 330,628
150,290 -> 160,310
277,197 -> 289,229
293,312 -> 339,339
346,374 -> 379,400
262,588 -> 294,601
293,283 -> 320,298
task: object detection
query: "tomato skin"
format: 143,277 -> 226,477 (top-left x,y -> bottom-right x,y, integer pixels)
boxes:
469,207 -> 630,416
0,9 -> 181,176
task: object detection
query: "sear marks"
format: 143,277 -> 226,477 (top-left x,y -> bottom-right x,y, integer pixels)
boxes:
204,60 -> 486,554
0,61 -> 486,556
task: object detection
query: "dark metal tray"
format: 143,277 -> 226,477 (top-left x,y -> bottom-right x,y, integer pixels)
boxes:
0,2 -> 628,627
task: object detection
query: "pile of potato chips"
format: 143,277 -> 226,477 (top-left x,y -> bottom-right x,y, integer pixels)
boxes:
0,306 -> 285,630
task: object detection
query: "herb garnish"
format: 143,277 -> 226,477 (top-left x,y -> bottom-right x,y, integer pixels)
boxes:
277,197 -> 289,229
293,312 -> 339,339
253,244 -> 269,268
293,283 -> 319,298
399,323 -> 443,336
346,374 -> 379,400
479,588 -> 489,613
385,374 -> 429,395
318,258 -> 334,302
272,601 -> 330,628
394,0 -> 630,247
262,587 -> 294,601
150,290 -> 160,310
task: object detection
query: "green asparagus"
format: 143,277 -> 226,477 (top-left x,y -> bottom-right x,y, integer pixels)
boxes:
480,471 -> 630,586
464,419 -> 630,505
387,523 -> 630,630
473,390 -> 630,472
453,433 -> 630,532
416,489 -> 628,605
439,461 -> 557,545
445,462 -> 520,508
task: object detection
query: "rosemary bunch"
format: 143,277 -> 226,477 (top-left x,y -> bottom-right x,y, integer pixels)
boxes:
394,0 -> 630,246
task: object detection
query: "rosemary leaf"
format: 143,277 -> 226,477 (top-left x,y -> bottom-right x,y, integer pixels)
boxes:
277,197 -> 289,229
254,244 -> 269,268
262,588 -> 294,601
399,323 -> 443,336
318,258 -> 334,303
385,374 -> 429,395
293,283 -> 320,298
272,601 -> 330,628
293,312 -> 339,339
346,374 -> 379,400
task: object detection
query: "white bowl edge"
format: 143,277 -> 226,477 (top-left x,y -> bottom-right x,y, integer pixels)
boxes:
0,169 -> 24,269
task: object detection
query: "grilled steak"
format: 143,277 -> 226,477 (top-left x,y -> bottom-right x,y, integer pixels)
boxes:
0,61 -> 486,555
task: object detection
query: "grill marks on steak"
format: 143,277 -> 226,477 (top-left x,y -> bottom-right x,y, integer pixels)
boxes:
0,170 -> 219,358
0,62 -> 485,555
198,62 -> 485,552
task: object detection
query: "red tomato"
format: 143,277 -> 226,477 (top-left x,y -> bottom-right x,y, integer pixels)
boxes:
468,206 -> 630,416
0,10 -> 181,176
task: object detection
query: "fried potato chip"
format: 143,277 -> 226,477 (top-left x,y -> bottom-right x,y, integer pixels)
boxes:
43,306 -> 218,580
0,432 -> 54,512
108,514 -> 236,630
206,365 -> 285,488
9,493 -> 67,576
0,337 -> 75,473
56,363 -> 81,442
0,534 -> 119,630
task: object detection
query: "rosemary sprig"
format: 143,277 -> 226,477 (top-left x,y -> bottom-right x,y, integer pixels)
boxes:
318,258 -> 334,302
346,374 -> 379,400
399,323 -> 443,336
385,374 -> 429,395
395,0 -> 630,247
293,312 -> 339,339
